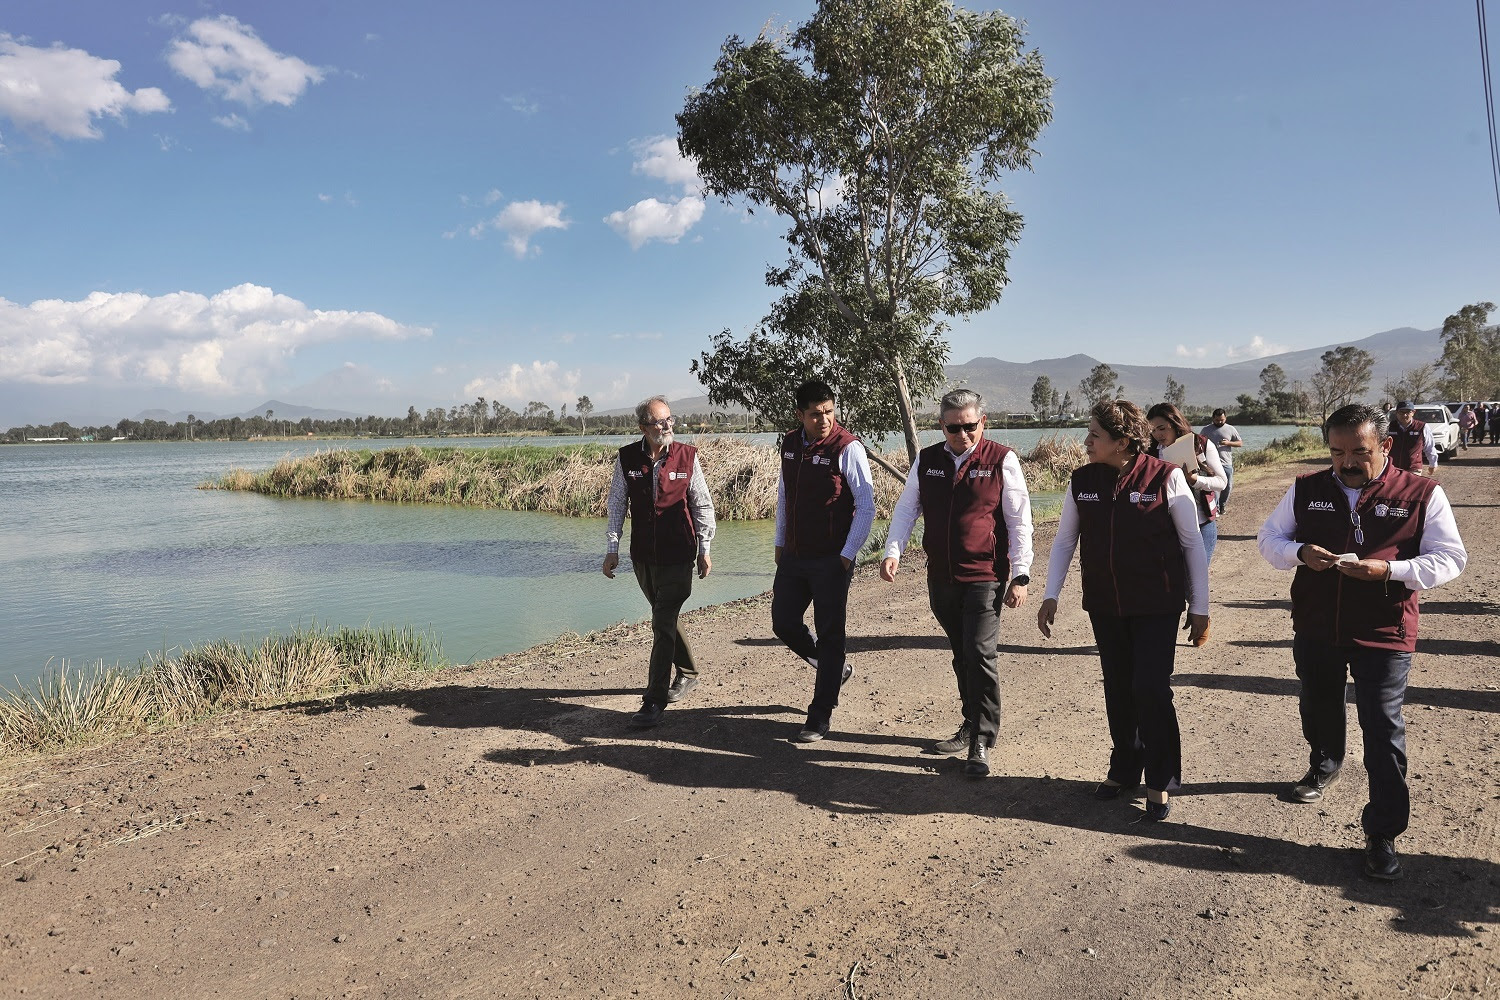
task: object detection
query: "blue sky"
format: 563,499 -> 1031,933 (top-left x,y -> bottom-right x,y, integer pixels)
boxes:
1,1 -> 1496,426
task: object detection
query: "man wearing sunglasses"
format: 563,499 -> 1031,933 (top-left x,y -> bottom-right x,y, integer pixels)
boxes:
1257,403 -> 1467,881
773,379 -> 877,743
880,389 -> 1034,777
603,395 -> 716,728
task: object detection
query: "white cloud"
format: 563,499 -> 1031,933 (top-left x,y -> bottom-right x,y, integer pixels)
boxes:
1226,335 -> 1289,360
503,94 -> 539,115
1175,344 -> 1211,359
0,34 -> 170,142
463,361 -> 581,404
483,188 -> 504,205
468,199 -> 569,257
212,111 -> 250,131
318,192 -> 333,203
0,284 -> 429,393
604,196 -> 705,249
630,135 -> 702,192
166,15 -> 324,107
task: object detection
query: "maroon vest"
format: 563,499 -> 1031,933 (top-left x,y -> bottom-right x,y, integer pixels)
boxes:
1070,454 -> 1185,617
619,442 -> 699,566
917,438 -> 1014,583
1387,418 -> 1426,470
1289,465 -> 1435,651
780,424 -> 857,558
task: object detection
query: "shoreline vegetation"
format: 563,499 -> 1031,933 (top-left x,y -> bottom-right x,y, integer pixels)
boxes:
200,434 -> 1101,518
7,430 -> 1322,761
1,625 -> 444,760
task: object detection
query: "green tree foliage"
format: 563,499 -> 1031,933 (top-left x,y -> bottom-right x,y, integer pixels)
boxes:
679,0 -> 1053,468
576,395 -> 594,435
1309,346 -> 1375,419
1077,363 -> 1119,410
1163,375 -> 1187,409
1029,375 -> 1053,420
1438,301 -> 1500,400
1257,362 -> 1300,418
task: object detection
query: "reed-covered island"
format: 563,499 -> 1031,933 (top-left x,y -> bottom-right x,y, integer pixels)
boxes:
201,435 -> 1098,517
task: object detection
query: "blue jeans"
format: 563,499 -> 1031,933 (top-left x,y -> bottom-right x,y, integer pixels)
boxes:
1199,518 -> 1218,564
1217,463 -> 1233,513
772,553 -> 854,726
1292,633 -> 1412,839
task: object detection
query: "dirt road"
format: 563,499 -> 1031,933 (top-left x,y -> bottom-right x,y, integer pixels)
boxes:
3,450 -> 1497,999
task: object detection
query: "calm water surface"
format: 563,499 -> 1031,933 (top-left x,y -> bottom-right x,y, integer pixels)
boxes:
1,425 -> 1299,686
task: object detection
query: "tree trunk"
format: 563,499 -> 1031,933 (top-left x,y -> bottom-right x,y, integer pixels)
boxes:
891,352 -> 922,466
866,448 -> 907,482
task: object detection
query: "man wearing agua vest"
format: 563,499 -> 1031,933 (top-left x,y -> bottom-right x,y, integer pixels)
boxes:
881,389 -> 1034,777
1258,403 -> 1466,881
773,380 -> 876,743
1387,400 -> 1437,476
603,395 -> 717,729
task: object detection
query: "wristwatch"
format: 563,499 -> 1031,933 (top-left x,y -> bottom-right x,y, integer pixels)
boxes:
1011,574 -> 1030,587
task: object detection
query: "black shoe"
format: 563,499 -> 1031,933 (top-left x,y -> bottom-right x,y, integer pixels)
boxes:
791,719 -> 829,743
1093,780 -> 1141,801
931,722 -> 973,756
1291,767 -> 1340,803
964,738 -> 990,778
666,673 -> 698,704
629,701 -> 664,728
1364,836 -> 1402,881
1142,797 -> 1172,822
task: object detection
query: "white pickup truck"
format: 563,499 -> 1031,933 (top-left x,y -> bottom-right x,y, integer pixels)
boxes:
1388,404 -> 1460,460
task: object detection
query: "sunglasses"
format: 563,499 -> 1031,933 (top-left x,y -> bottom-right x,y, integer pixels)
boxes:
943,421 -> 980,434
642,417 -> 675,430
1350,510 -> 1363,546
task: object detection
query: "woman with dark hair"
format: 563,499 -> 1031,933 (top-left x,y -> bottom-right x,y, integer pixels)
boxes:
1037,399 -> 1210,822
1145,402 -> 1226,563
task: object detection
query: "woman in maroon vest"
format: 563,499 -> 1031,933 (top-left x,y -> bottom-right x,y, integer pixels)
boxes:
1145,402 -> 1225,563
1037,400 -> 1210,822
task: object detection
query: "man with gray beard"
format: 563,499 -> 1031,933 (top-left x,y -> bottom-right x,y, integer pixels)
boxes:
603,396 -> 716,728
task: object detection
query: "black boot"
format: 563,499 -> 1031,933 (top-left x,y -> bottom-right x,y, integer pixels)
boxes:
964,735 -> 990,778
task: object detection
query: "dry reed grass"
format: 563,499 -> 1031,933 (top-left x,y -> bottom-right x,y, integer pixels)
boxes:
0,625 -> 443,758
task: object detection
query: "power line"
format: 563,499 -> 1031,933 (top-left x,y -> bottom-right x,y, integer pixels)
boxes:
1480,0 -> 1500,217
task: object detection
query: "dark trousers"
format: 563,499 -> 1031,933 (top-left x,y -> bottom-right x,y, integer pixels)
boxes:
1087,612 -> 1182,793
771,553 -> 853,725
928,578 -> 1004,745
1293,633 -> 1411,839
633,561 -> 696,707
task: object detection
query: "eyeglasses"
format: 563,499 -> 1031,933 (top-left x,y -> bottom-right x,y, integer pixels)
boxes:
642,416 -> 675,430
1350,510 -> 1364,546
943,421 -> 980,434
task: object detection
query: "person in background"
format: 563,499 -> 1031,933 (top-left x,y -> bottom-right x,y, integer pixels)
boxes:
880,389 -> 1034,778
1199,407 -> 1243,515
1474,402 -> 1489,445
1457,404 -> 1477,450
1037,399 -> 1210,822
772,379 -> 876,743
1489,402 -> 1500,445
1148,402 -> 1226,563
602,396 -> 716,728
1256,403 -> 1466,881
1386,402 -> 1437,476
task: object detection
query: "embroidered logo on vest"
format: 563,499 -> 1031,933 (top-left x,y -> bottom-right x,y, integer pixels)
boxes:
969,468 -> 993,479
1306,500 -> 1336,511
626,470 -> 644,479
1076,491 -> 1100,501
925,468 -> 947,477
1128,491 -> 1158,504
812,455 -> 831,466
783,451 -> 795,459
1375,503 -> 1410,518
668,471 -> 686,481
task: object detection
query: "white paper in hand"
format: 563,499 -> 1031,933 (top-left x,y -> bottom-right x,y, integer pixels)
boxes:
1336,553 -> 1359,565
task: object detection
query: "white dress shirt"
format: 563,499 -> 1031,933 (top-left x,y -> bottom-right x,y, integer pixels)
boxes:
883,443 -> 1034,580
1043,465 -> 1210,616
1256,468 -> 1467,590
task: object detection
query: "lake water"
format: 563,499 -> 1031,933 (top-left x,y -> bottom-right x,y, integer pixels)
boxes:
1,425 -> 1300,687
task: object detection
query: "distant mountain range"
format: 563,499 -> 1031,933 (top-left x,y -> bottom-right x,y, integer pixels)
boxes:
130,399 -> 362,423
611,324 -> 1440,417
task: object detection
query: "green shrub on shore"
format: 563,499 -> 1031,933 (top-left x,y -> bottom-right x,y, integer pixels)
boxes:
1234,427 -> 1324,468
0,625 -> 444,758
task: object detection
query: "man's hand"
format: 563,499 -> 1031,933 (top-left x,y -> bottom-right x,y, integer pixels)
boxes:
1334,557 -> 1390,582
879,556 -> 899,582
1037,597 -> 1058,638
1004,582 -> 1028,609
601,552 -> 619,579
697,552 -> 712,579
1187,613 -> 1210,646
1298,543 -> 1342,571
840,555 -> 853,572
